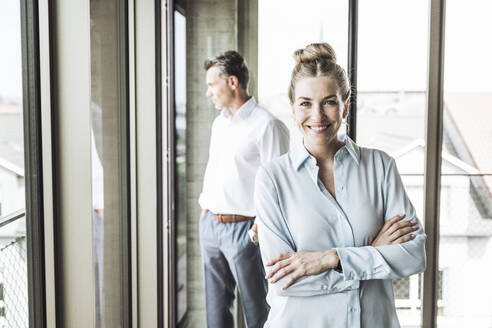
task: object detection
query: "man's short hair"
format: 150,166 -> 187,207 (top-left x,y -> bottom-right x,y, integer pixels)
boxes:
204,50 -> 249,90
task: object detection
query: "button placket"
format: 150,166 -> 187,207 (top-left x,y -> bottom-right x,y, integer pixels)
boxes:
334,157 -> 345,195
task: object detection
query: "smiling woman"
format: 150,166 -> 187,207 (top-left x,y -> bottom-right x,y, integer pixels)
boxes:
254,43 -> 426,328
292,77 -> 347,144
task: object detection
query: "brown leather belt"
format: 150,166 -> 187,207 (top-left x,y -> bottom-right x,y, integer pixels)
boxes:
213,213 -> 255,223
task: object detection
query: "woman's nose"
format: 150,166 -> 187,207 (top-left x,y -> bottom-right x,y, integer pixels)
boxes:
311,104 -> 325,120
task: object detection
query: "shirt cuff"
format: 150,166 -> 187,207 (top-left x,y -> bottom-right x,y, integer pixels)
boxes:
335,246 -> 388,281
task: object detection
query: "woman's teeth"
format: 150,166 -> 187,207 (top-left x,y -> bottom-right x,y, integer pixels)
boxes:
308,125 -> 328,132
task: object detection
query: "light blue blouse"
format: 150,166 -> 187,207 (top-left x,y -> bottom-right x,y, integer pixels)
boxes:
254,136 -> 426,328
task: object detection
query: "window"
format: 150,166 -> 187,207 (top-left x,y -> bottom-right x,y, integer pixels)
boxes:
438,1 -> 492,326
0,0 -> 27,326
90,0 -> 130,326
356,2 -> 429,325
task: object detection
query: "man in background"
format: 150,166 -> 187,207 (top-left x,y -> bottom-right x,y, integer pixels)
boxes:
199,50 -> 289,327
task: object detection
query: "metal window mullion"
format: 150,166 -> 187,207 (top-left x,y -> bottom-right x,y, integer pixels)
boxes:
422,0 -> 446,327
20,0 -> 47,326
117,0 -> 132,326
347,0 -> 358,142
128,0 -> 138,325
155,0 -> 164,324
135,0 -> 159,325
164,0 -> 177,327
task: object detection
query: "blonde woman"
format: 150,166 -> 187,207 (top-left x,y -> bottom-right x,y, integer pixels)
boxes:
254,43 -> 426,327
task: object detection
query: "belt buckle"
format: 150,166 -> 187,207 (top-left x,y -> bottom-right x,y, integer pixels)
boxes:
232,214 -> 236,223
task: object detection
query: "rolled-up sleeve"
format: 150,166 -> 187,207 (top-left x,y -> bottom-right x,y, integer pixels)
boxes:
335,157 -> 427,281
255,166 -> 356,296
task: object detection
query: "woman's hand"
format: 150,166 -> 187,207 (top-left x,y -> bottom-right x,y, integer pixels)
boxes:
265,249 -> 339,290
371,214 -> 419,247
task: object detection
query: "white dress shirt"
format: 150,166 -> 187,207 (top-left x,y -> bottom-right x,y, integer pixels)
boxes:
254,135 -> 426,328
199,97 -> 290,217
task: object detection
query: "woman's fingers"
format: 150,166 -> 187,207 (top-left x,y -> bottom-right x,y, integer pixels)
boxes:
282,270 -> 302,290
270,264 -> 296,283
392,233 -> 416,244
266,258 -> 291,279
266,253 -> 291,266
386,219 -> 416,236
381,214 -> 406,233
389,224 -> 419,240
372,215 -> 420,247
267,251 -> 335,289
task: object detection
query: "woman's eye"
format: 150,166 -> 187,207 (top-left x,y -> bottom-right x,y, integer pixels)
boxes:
299,101 -> 310,107
323,99 -> 337,106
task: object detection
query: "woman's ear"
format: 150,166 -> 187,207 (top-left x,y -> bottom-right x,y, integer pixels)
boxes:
342,98 -> 350,119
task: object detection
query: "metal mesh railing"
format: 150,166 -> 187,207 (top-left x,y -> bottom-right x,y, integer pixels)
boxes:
0,209 -> 28,328
393,277 -> 411,299
0,236 -> 28,328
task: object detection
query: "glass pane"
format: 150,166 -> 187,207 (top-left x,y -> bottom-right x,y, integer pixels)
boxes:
90,1 -> 128,326
439,1 -> 492,326
356,1 -> 429,326
0,0 -> 28,327
174,9 -> 187,324
258,0 -> 348,145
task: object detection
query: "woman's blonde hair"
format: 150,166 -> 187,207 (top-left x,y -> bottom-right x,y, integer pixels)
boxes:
288,43 -> 351,104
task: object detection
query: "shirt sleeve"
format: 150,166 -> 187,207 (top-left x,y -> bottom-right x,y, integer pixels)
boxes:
198,159 -> 212,210
198,119 -> 217,210
257,119 -> 290,165
255,166 -> 358,297
335,157 -> 427,281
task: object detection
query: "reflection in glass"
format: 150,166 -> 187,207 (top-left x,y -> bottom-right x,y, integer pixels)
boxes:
174,10 -> 187,324
356,1 -> 429,326
0,1 -> 28,326
90,1 -> 128,326
439,2 -> 492,325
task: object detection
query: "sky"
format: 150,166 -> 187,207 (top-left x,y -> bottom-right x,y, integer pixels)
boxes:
258,0 -> 492,100
0,0 -> 22,104
1,0 -> 492,104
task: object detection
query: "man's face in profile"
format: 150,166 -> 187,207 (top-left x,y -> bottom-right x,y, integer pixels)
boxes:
205,66 -> 234,110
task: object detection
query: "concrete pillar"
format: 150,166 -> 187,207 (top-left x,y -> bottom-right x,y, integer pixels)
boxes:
186,0 -> 237,326
238,0 -> 258,100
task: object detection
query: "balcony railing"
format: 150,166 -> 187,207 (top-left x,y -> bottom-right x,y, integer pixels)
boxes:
0,209 -> 28,328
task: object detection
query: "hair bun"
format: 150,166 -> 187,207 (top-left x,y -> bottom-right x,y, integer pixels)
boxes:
293,43 -> 337,64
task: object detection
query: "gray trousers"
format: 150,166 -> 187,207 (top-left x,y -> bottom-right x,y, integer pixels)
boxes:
199,211 -> 269,328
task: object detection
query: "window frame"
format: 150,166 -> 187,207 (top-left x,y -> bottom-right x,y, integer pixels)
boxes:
20,0 -> 47,326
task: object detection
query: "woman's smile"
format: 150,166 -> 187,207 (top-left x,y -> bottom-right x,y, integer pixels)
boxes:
306,123 -> 331,133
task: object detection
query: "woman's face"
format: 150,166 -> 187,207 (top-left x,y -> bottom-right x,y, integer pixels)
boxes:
291,76 -> 349,147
